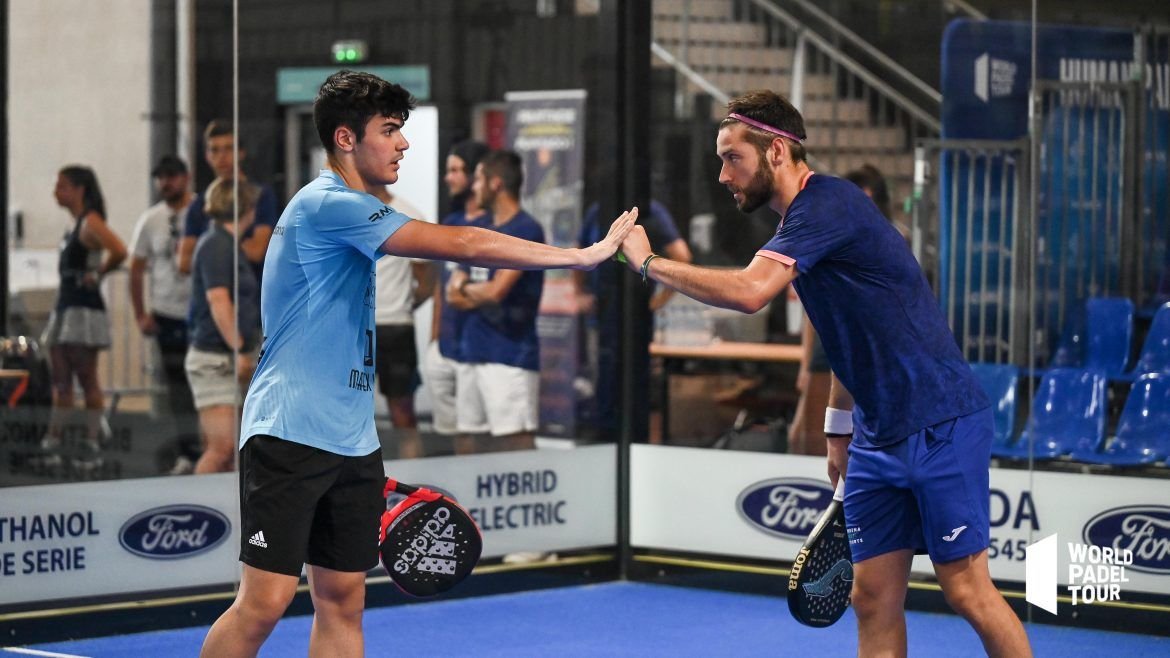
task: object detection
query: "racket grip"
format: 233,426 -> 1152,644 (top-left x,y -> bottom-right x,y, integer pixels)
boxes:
833,479 -> 845,502
385,478 -> 419,497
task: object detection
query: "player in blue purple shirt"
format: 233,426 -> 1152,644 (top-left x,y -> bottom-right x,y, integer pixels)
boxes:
199,70 -> 638,658
618,90 -> 1031,657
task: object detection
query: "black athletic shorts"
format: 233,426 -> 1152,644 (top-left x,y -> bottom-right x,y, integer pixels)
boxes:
238,435 -> 385,577
375,324 -> 419,400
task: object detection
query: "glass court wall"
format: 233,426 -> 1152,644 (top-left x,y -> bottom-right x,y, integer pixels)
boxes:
2,0 -> 1167,642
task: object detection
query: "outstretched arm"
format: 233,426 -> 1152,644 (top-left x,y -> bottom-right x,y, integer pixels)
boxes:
619,226 -> 795,314
382,207 -> 638,271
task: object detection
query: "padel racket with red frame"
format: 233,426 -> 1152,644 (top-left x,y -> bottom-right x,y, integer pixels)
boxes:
379,478 -> 482,597
787,479 -> 853,627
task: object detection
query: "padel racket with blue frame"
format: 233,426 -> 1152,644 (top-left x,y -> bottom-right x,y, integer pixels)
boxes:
379,478 -> 482,597
787,479 -> 853,627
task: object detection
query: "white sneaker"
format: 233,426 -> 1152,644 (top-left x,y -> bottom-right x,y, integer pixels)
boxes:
72,440 -> 103,472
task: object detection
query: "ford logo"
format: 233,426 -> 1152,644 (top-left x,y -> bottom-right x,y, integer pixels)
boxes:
119,505 -> 231,560
737,478 -> 833,540
1083,506 -> 1170,575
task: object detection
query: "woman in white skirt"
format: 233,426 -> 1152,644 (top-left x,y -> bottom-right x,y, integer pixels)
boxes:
40,165 -> 127,469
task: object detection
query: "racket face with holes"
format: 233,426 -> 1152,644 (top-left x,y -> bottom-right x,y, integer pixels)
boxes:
379,491 -> 482,597
787,500 -> 853,627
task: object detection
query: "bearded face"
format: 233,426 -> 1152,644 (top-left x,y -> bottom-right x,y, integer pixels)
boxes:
733,149 -> 776,214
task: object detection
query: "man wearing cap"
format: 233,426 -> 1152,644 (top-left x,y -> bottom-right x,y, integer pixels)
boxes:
128,155 -> 200,474
618,90 -> 1032,657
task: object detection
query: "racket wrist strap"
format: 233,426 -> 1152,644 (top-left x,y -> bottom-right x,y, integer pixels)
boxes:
824,407 -> 853,436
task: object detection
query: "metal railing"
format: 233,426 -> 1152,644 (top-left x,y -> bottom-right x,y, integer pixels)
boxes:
912,139 -> 1030,365
651,0 -> 941,194
913,68 -> 1168,368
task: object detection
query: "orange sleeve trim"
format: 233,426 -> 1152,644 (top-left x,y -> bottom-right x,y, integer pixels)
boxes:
755,250 -> 796,266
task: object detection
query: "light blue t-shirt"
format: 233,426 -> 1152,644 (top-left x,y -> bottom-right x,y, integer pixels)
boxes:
240,170 -> 411,456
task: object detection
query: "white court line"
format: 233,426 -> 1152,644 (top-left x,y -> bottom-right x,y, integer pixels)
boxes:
2,648 -> 91,658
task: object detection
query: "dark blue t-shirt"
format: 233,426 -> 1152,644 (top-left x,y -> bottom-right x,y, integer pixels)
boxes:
188,224 -> 261,353
758,174 -> 989,446
460,210 -> 545,371
437,209 -> 491,361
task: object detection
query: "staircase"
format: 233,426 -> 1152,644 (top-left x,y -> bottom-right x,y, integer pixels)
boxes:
651,0 -> 942,224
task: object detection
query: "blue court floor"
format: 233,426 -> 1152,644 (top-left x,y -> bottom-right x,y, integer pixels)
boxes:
6,581 -> 1168,657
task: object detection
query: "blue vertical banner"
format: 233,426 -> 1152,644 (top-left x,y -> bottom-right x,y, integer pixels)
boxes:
940,21 -> 1169,363
505,90 -> 587,437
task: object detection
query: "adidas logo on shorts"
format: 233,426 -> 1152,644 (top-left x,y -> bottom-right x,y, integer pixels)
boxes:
248,531 -> 268,549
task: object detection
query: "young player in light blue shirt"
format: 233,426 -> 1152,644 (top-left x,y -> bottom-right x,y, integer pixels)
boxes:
200,70 -> 638,658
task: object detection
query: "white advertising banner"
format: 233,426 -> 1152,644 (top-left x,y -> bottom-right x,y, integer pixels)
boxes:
384,444 -> 616,558
0,444 -> 618,608
0,473 -> 241,606
630,445 -> 1170,596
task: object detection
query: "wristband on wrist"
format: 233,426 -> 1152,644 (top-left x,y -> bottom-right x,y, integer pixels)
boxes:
640,254 -> 660,284
824,407 -> 853,436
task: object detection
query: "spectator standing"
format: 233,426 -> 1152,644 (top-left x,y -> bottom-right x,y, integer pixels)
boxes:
128,155 -> 200,473
177,120 -> 280,280
185,179 -> 261,473
420,140 -> 490,451
446,150 -> 545,453
40,165 -> 127,470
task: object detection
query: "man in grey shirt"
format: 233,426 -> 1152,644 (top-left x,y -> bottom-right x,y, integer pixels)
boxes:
128,155 -> 198,473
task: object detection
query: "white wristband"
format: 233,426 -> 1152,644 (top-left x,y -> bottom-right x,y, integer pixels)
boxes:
824,408 -> 853,436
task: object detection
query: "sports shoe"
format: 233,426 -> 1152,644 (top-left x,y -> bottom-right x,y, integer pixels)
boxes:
72,440 -> 104,472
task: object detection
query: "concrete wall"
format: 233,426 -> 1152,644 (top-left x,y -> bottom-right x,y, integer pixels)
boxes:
9,0 -> 152,251
8,1 -> 155,393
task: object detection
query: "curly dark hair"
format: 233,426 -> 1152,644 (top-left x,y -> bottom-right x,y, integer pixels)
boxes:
720,89 -> 807,164
314,70 -> 416,152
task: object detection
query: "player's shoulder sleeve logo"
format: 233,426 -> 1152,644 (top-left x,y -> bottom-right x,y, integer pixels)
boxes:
368,205 -> 395,223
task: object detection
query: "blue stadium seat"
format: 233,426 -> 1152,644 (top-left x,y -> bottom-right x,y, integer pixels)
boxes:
1072,373 -> 1170,466
970,363 -> 1018,451
1084,297 -> 1133,378
1131,302 -> 1170,376
992,368 -> 1107,460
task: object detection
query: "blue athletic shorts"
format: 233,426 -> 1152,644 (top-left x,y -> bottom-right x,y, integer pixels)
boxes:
843,407 -> 993,564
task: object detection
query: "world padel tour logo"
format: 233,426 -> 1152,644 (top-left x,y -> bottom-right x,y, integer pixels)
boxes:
119,505 -> 231,559
1025,505 -> 1170,615
737,478 -> 833,540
